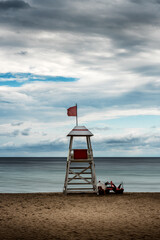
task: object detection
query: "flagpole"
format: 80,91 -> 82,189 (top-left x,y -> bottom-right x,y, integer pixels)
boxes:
76,103 -> 78,126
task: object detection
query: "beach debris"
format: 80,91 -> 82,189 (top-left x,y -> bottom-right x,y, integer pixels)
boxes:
97,180 -> 124,195
97,181 -> 106,195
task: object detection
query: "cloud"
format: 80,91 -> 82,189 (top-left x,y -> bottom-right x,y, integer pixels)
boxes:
11,121 -> 23,126
0,124 -> 32,138
0,129 -> 20,137
90,126 -> 111,131
0,0 -> 30,10
1,130 -> 160,156
93,131 -> 160,154
0,0 -> 160,156
80,107 -> 160,123
21,128 -> 30,136
94,136 -> 141,150
0,139 -> 67,152
16,50 -> 28,55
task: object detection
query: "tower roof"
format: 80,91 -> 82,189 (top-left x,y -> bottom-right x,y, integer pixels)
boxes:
67,126 -> 93,137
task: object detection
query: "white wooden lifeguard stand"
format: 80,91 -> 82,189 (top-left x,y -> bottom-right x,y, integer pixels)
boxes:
63,126 -> 97,194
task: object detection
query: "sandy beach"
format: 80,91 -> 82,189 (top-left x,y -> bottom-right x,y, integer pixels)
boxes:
0,193 -> 160,240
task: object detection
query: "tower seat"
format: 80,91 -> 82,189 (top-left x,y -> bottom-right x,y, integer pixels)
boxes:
74,149 -> 88,159
70,159 -> 92,162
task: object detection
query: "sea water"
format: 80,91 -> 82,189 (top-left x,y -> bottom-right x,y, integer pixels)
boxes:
0,157 -> 159,193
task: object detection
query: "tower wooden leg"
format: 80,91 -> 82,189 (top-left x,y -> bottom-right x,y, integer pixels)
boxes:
92,161 -> 97,192
63,160 -> 70,194
63,160 -> 97,194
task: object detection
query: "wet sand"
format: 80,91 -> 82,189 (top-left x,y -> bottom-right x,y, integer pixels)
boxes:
0,193 -> 160,240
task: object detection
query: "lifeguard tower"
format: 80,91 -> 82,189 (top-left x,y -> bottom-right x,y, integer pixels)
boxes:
63,126 -> 97,194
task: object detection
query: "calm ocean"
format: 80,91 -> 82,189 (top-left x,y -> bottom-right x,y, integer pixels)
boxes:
0,157 -> 159,193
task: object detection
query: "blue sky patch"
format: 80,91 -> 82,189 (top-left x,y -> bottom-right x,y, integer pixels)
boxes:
0,72 -> 77,87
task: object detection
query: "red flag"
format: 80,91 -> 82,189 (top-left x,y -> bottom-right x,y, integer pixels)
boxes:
67,105 -> 77,116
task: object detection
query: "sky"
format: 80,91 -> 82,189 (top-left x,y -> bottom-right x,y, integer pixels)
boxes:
0,0 -> 160,157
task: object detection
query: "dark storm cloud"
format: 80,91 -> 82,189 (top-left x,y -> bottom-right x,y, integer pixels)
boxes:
0,0 -> 159,73
132,65 -> 160,77
53,82 -> 160,110
0,0 -> 30,10
93,134 -> 160,151
1,133 -> 160,153
0,0 -> 159,44
101,85 -> 160,109
103,136 -> 140,147
0,140 -> 67,152
1,81 -> 160,126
